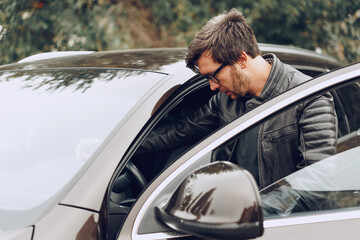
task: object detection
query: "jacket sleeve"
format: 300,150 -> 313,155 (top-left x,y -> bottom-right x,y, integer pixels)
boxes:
137,95 -> 221,154
297,92 -> 338,168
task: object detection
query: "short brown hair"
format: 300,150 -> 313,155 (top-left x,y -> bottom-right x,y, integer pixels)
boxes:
186,8 -> 261,71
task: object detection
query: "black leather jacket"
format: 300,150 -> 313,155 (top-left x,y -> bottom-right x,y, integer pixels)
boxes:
140,54 -> 337,188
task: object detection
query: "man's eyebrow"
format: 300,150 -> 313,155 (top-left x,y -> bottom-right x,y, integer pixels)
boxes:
201,67 -> 216,76
205,67 -> 221,76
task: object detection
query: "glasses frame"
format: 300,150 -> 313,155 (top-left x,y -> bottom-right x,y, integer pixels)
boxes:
203,63 -> 227,84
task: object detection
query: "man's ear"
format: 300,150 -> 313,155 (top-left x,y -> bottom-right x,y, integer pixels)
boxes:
237,52 -> 248,69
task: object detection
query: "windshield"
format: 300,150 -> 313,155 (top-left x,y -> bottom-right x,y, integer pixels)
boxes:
0,69 -> 165,231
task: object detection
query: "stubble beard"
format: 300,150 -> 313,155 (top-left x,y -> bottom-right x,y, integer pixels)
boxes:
230,67 -> 251,99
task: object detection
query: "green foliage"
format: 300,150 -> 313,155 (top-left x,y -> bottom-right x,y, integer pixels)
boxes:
0,0 -> 359,65
0,0 -> 104,64
140,0 -> 255,45
249,0 -> 360,63
0,0 -> 165,64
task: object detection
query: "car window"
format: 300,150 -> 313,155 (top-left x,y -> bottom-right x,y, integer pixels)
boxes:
261,146 -> 360,218
332,90 -> 349,138
336,82 -> 360,153
336,83 -> 360,132
259,80 -> 360,218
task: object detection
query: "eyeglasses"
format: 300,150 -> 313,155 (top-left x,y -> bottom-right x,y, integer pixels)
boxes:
197,63 -> 227,84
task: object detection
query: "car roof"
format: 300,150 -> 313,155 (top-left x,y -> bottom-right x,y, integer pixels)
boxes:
0,48 -> 188,74
0,44 -> 343,74
259,43 -> 343,72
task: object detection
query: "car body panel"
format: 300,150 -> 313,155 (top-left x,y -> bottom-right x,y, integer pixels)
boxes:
32,205 -> 98,240
259,43 -> 342,72
0,227 -> 33,240
262,210 -> 360,239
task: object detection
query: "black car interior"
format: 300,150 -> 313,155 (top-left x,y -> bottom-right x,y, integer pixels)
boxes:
106,76 -> 216,239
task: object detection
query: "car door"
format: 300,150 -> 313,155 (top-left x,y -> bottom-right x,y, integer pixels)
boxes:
109,63 -> 360,239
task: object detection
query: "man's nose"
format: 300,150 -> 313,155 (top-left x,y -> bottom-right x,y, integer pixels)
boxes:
209,80 -> 220,91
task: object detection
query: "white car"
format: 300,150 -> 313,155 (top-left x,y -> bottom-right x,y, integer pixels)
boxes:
0,45 -> 359,239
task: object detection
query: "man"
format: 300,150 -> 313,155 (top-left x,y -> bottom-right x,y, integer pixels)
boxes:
139,8 -> 337,188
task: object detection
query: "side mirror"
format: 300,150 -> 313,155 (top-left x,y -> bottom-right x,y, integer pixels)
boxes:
156,161 -> 264,239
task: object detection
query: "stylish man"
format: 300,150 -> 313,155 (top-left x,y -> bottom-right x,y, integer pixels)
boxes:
139,8 -> 337,188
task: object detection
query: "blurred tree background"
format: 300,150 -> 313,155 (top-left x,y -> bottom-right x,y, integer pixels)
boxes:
0,0 -> 359,65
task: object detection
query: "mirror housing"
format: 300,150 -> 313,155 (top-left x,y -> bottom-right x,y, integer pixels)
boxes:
156,161 -> 264,239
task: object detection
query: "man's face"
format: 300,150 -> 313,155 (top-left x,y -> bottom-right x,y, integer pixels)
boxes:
197,51 -> 251,100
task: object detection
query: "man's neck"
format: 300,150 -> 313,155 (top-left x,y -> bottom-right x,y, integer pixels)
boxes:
250,55 -> 272,96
